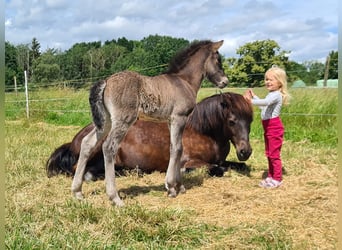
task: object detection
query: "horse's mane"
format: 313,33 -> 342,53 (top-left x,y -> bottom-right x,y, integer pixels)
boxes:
165,40 -> 213,74
187,92 -> 253,135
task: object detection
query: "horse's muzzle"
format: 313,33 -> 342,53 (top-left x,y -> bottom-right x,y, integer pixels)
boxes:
237,147 -> 252,161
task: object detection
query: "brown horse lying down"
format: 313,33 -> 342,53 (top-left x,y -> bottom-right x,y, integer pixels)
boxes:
46,92 -> 253,180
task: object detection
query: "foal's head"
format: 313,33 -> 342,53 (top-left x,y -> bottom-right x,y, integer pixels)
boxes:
203,40 -> 228,89
166,40 -> 228,88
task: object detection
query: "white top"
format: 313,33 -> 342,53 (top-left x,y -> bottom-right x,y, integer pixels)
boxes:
251,90 -> 282,120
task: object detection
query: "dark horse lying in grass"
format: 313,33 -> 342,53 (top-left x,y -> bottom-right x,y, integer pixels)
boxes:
47,92 -> 253,180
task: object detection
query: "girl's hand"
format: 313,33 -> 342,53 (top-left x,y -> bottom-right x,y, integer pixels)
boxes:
244,89 -> 252,101
247,89 -> 257,99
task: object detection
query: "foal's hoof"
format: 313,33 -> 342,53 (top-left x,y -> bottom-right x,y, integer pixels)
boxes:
167,188 -> 178,198
179,184 -> 186,194
109,195 -> 125,207
73,191 -> 84,200
112,198 -> 125,207
167,185 -> 186,197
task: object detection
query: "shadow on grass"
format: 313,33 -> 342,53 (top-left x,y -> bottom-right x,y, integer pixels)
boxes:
117,161 -> 252,198
119,171 -> 205,198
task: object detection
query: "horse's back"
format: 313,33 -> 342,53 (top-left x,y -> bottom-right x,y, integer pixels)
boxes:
104,71 -> 142,104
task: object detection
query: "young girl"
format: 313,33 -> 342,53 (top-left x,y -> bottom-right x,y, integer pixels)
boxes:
244,65 -> 290,188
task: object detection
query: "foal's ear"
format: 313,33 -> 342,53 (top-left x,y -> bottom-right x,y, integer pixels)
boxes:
212,40 -> 224,51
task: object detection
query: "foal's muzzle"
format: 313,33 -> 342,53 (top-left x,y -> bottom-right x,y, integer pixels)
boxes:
217,76 -> 228,89
208,73 -> 228,89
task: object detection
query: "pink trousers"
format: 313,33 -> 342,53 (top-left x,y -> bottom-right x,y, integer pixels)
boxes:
262,117 -> 284,181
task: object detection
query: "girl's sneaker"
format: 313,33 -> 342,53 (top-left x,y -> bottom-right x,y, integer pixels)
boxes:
259,178 -> 282,188
259,177 -> 272,187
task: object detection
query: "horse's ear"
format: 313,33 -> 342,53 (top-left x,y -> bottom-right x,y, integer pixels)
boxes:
212,40 -> 224,51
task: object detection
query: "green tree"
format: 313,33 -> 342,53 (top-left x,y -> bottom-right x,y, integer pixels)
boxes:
16,44 -> 30,75
32,48 -> 60,84
30,37 -> 41,61
225,40 -> 289,87
101,42 -> 127,75
327,50 -> 338,79
139,35 -> 189,75
117,37 -> 134,52
301,61 -> 325,85
286,61 -> 308,85
108,46 -> 136,74
5,41 -> 23,89
61,41 -> 101,83
86,48 -> 105,80
30,37 -> 42,81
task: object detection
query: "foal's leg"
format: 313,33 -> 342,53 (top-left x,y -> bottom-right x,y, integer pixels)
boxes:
103,119 -> 136,206
165,115 -> 187,197
71,128 -> 99,199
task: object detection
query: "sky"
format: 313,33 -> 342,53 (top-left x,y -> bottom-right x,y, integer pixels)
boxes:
5,0 -> 338,63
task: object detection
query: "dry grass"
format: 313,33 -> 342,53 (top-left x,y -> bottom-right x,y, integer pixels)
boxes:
5,120 -> 337,249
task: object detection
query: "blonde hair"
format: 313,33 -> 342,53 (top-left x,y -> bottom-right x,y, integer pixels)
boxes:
265,65 -> 290,105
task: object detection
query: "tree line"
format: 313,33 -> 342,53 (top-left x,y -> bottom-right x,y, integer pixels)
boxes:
5,34 -> 338,90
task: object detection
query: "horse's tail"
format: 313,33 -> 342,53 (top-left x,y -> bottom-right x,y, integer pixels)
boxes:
89,80 -> 107,131
46,143 -> 77,177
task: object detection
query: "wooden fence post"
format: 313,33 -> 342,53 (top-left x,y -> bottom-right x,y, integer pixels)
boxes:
14,76 -> 17,96
323,56 -> 330,87
24,70 -> 29,119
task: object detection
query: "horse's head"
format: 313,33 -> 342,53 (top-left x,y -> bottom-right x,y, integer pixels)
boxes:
221,93 -> 253,161
187,92 -> 253,161
205,40 -> 228,89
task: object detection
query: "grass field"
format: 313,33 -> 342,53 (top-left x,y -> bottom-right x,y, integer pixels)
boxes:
5,87 -> 337,249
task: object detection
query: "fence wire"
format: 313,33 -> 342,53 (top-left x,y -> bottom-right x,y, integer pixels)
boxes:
5,99 -> 337,117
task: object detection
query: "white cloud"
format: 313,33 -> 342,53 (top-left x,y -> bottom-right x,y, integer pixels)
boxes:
46,0 -> 68,9
5,18 -> 12,27
5,0 -> 337,62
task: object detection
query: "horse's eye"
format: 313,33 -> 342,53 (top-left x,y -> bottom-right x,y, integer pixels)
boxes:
229,120 -> 236,126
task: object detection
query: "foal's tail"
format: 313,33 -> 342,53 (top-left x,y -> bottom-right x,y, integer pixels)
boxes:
89,80 -> 107,131
46,143 -> 77,177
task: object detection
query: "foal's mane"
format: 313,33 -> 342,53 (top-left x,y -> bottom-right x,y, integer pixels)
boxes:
165,40 -> 213,74
187,92 -> 253,134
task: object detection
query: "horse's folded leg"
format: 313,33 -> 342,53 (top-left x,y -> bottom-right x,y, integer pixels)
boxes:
208,165 -> 225,177
84,171 -> 96,182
